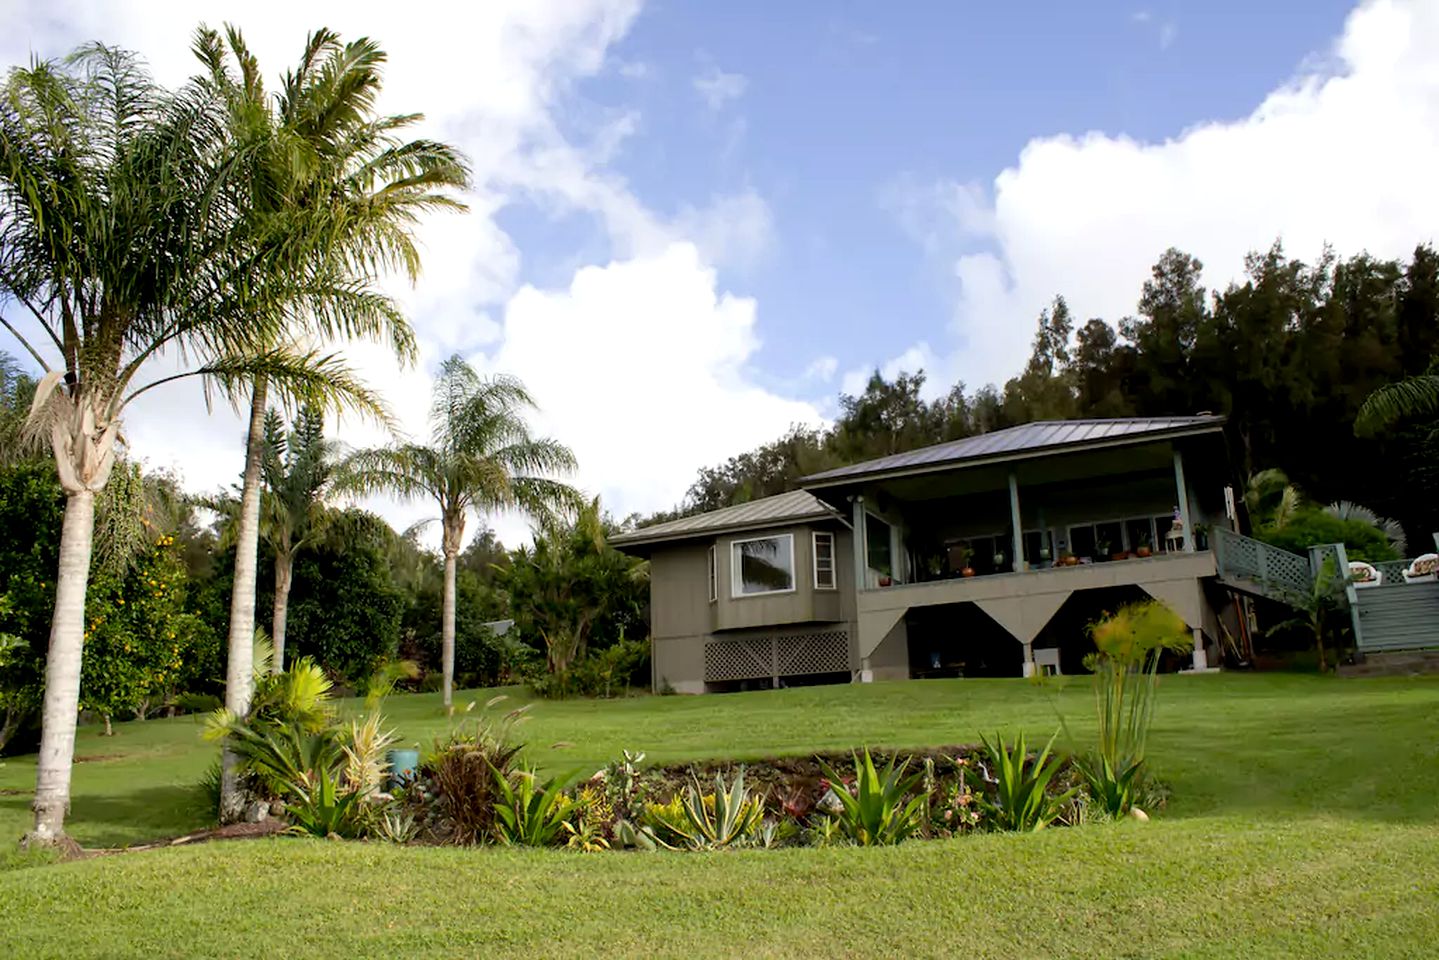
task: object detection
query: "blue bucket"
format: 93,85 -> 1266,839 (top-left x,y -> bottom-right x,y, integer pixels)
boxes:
386,748 -> 420,790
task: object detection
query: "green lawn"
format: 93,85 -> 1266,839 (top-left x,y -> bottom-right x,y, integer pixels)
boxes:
2,674 -> 1438,958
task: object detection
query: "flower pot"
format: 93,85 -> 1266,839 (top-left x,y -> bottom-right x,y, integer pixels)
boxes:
960,566 -> 976,578
386,748 -> 420,790
1111,551 -> 1129,562
878,575 -> 893,587
1135,546 -> 1152,558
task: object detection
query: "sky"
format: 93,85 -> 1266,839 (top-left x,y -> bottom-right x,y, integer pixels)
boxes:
3,0 -> 1437,547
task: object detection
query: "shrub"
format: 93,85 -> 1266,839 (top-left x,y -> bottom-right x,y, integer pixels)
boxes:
491,767 -> 576,846
977,731 -> 1076,832
1255,507 -> 1399,563
419,704 -> 528,844
816,748 -> 926,846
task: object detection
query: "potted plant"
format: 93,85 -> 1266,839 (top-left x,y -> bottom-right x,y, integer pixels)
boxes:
993,549 -> 1006,570
1135,534 -> 1152,559
954,543 -> 976,578
1095,537 -> 1111,562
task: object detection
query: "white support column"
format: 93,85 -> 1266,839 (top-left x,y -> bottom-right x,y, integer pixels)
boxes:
1173,448 -> 1195,553
889,521 -> 904,584
1008,470 -> 1025,572
1191,627 -> 1208,671
1022,640 -> 1036,677
851,496 -> 867,592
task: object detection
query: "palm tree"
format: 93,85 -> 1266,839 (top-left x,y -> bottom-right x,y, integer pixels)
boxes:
340,356 -> 581,710
0,46 -> 390,845
260,404 -> 335,672
192,26 -> 467,820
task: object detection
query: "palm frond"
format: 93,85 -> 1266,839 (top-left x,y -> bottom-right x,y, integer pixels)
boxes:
1356,375 -> 1439,436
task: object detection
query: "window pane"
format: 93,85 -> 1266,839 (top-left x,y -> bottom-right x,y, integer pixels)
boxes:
1023,530 -> 1051,564
866,514 -> 892,576
1154,516 -> 1176,552
814,533 -> 835,588
1069,525 -> 1096,559
1095,521 -> 1123,556
734,536 -> 794,594
1124,518 -> 1153,552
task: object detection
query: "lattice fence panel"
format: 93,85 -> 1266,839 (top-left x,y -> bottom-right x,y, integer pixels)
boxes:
1213,526 -> 1312,599
775,629 -> 850,676
705,629 -> 852,682
704,637 -> 773,682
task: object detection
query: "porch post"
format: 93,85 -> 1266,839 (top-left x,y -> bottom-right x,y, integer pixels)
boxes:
1191,627 -> 1208,671
1008,470 -> 1025,572
889,522 -> 904,584
851,496 -> 867,591
1173,448 -> 1195,553
852,496 -> 872,682
1022,640 -> 1036,677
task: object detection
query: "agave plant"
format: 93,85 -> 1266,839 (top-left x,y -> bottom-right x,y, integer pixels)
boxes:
490,766 -> 577,847
639,769 -> 765,850
816,749 -> 926,846
977,731 -> 1077,832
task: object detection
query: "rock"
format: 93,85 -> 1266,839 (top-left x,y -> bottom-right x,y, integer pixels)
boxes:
1127,806 -> 1149,823
244,800 -> 270,823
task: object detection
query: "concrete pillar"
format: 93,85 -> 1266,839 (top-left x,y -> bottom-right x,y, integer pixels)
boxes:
1191,627 -> 1208,670
851,496 -> 866,591
1173,448 -> 1195,553
1022,640 -> 1036,677
1008,470 -> 1025,572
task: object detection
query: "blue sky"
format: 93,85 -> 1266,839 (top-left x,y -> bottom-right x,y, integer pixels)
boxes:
506,0 -> 1358,394
3,0 -> 1435,543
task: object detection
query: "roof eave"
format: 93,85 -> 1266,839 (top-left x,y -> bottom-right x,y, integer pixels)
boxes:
800,421 -> 1227,491
611,509 -> 845,551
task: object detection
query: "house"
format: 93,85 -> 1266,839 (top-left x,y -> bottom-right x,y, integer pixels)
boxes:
612,415 -> 1238,693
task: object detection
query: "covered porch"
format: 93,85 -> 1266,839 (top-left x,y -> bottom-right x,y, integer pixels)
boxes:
799,418 -> 1233,679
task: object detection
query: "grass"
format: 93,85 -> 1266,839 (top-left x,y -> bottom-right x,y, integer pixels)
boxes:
1,673 -> 1438,957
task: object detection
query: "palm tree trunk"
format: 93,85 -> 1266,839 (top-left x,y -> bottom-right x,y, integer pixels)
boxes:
26,488 -> 97,844
271,549 -> 293,675
441,543 -> 457,712
219,376 -> 267,823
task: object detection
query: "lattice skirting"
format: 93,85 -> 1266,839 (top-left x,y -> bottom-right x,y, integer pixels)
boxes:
705,629 -> 851,683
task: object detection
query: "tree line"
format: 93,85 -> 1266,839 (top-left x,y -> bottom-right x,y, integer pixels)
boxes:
648,244 -> 1439,548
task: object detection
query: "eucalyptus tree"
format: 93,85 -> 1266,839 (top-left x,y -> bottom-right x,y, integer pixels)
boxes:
191,26 -> 466,819
260,404 -> 336,672
0,45 -> 388,845
340,356 -> 581,709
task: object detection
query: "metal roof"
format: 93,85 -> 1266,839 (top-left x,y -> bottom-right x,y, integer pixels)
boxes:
610,489 -> 840,549
801,415 -> 1226,487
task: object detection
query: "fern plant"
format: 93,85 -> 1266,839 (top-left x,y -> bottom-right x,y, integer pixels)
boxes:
978,731 -> 1076,832
816,749 -> 926,846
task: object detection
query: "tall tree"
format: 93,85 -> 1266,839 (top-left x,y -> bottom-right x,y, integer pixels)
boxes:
192,26 -> 466,821
0,42 -> 395,843
259,404 -> 334,673
339,356 -> 580,710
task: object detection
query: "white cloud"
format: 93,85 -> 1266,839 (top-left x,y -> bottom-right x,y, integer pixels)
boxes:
1,0 -> 798,546
803,355 -> 839,382
471,243 -> 823,537
889,0 -> 1439,395
693,66 -> 748,111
